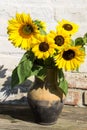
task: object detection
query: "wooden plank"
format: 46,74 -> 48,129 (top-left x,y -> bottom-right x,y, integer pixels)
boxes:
0,105 -> 87,130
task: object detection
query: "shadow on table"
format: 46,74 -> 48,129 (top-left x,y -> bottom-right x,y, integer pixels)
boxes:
0,65 -> 35,123
0,103 -> 35,123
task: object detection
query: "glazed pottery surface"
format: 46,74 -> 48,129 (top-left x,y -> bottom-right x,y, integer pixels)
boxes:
27,68 -> 65,125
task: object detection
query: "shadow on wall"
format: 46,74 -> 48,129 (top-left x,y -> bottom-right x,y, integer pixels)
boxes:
0,65 -> 7,78
0,65 -> 33,104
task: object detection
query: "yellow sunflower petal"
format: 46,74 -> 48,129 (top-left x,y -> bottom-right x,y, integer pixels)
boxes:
7,13 -> 39,50
55,46 -> 85,71
49,28 -> 71,51
32,35 -> 56,60
56,19 -> 79,35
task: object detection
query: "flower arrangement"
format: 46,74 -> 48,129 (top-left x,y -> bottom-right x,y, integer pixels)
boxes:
7,13 -> 87,95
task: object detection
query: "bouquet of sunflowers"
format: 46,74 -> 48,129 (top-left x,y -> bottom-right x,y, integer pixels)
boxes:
7,13 -> 87,95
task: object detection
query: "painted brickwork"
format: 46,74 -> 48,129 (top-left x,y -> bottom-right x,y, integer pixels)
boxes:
0,0 -> 87,107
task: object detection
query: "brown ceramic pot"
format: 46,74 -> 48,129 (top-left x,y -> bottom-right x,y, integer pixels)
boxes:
27,68 -> 65,125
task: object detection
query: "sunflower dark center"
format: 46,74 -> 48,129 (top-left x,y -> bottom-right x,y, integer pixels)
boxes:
54,35 -> 64,46
39,42 -> 49,52
63,24 -> 73,31
22,24 -> 33,35
62,49 -> 75,60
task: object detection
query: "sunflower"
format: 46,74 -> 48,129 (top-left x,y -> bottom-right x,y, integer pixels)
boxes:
48,29 -> 71,51
7,13 -> 39,50
32,35 -> 56,60
56,19 -> 79,35
55,46 -> 85,71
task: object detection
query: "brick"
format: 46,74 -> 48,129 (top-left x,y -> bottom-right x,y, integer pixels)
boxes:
0,0 -> 87,107
83,91 -> 87,105
65,72 -> 87,89
65,89 -> 82,106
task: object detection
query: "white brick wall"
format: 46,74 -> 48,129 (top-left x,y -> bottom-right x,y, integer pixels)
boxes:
0,0 -> 87,106
1,0 -> 87,54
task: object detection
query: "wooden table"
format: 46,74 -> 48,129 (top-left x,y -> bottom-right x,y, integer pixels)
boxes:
0,105 -> 87,130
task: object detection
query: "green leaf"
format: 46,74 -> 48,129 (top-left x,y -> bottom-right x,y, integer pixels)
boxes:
19,53 -> 28,64
70,39 -> 75,46
34,20 -> 43,29
11,51 -> 34,88
76,67 -> 79,72
83,33 -> 87,44
58,68 -> 64,82
17,59 -> 32,84
11,67 -> 19,88
57,69 -> 68,95
58,79 -> 68,95
31,65 -> 46,81
11,59 -> 33,88
39,28 -> 46,35
33,20 -> 47,35
79,46 -> 85,53
36,67 -> 46,80
45,57 -> 55,68
75,37 -> 85,46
